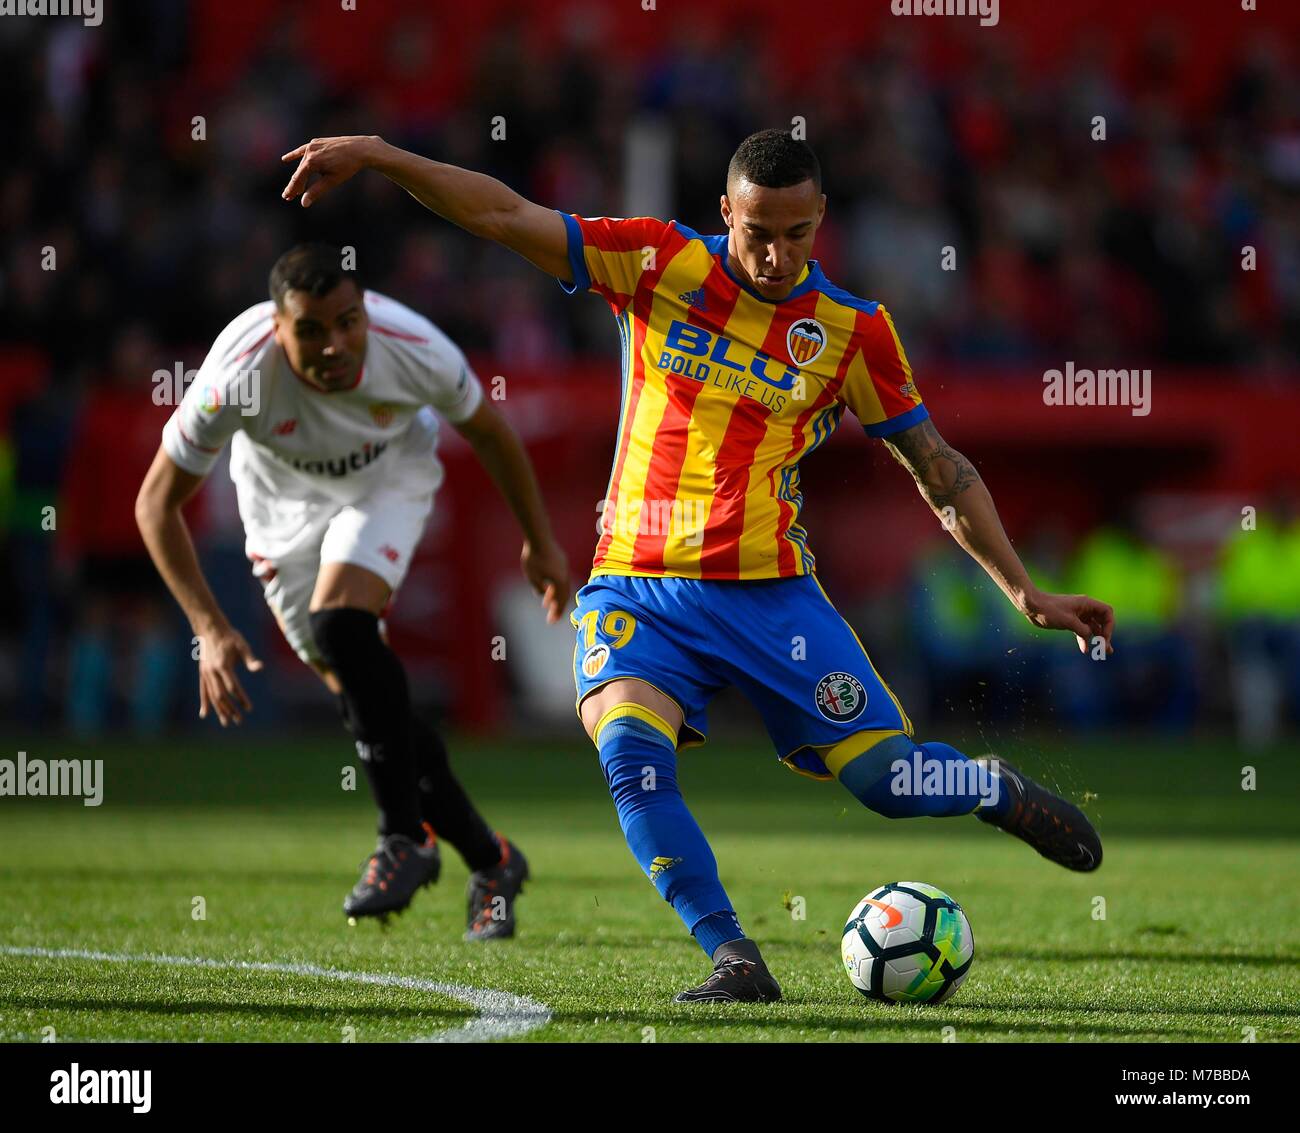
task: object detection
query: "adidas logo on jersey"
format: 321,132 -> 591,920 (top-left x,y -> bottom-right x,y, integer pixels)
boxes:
678,287 -> 707,311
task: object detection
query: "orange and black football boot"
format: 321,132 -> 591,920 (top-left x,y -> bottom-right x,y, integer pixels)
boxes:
464,837 -> 529,941
344,823 -> 440,923
974,757 -> 1102,872
674,957 -> 783,1004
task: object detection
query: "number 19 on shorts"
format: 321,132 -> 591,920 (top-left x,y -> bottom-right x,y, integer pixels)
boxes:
577,608 -> 637,679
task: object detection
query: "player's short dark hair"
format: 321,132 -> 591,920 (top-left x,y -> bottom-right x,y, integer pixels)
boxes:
727,129 -> 822,194
268,243 -> 362,308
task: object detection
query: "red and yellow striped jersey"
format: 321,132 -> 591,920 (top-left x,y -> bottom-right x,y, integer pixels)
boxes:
559,213 -> 928,580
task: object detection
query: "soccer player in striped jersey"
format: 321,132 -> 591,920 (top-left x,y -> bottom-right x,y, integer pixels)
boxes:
282,130 -> 1114,1002
136,244 -> 569,938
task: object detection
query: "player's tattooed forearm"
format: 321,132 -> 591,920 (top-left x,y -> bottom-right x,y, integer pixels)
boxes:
925,453 -> 979,509
884,418 -> 943,473
884,419 -> 981,509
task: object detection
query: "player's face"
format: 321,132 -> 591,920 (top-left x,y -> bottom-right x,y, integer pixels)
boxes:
721,178 -> 826,301
273,282 -> 369,391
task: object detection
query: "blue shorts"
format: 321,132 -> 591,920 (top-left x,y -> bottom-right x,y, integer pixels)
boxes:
571,574 -> 914,778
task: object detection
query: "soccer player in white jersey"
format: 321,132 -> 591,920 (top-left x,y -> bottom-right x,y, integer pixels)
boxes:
136,244 -> 570,937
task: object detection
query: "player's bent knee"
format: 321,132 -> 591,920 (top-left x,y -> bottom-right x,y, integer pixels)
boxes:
310,562 -> 391,617
579,679 -> 683,745
308,606 -> 381,667
587,699 -> 679,753
832,731 -> 918,817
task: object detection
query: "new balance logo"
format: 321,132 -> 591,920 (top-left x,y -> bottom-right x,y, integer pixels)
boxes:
678,288 -> 707,312
272,419 -> 297,435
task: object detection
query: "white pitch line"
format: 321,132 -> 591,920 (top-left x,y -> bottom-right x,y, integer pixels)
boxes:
0,946 -> 551,1043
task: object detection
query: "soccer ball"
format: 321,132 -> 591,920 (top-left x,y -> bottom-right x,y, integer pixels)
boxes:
841,881 -> 975,1005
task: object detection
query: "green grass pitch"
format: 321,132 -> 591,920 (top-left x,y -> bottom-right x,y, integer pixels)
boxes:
1,731 -> 1297,1043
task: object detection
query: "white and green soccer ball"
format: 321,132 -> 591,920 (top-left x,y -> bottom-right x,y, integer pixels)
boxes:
841,882 -> 975,1004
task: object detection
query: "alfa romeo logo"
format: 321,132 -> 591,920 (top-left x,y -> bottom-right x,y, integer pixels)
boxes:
815,671 -> 867,722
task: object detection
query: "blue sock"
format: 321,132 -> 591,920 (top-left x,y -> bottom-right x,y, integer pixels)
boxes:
595,712 -> 740,955
837,734 -> 1007,818
980,760 -> 1016,821
692,910 -> 744,956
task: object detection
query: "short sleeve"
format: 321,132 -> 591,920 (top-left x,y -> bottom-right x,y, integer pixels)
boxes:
422,336 -> 483,425
838,304 -> 929,437
161,342 -> 265,476
557,213 -> 672,311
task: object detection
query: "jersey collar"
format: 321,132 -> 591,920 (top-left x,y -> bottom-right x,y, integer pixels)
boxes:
702,233 -> 823,304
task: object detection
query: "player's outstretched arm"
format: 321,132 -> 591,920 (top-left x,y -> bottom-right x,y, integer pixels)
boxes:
280,135 -> 572,281
883,418 -> 1115,655
136,446 -> 263,724
453,400 -> 572,624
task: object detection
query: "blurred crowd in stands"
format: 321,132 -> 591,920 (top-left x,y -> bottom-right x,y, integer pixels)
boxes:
3,2 -> 1297,373
2,2 -> 1297,738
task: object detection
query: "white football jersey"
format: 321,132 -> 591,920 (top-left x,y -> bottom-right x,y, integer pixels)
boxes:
162,290 -> 483,505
